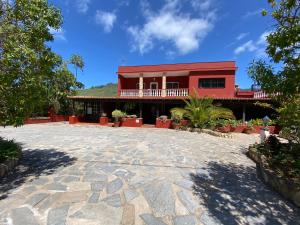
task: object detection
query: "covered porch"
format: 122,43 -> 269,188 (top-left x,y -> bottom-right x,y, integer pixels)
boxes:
69,97 -> 277,125
118,71 -> 189,98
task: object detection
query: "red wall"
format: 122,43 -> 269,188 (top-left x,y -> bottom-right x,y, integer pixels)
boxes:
188,70 -> 235,98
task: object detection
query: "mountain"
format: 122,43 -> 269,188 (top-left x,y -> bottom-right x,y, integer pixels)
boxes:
76,83 -> 117,97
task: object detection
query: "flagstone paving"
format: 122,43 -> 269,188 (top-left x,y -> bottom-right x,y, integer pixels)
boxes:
0,123 -> 299,225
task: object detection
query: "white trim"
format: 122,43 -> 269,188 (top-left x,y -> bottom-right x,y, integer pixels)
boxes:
150,82 -> 158,90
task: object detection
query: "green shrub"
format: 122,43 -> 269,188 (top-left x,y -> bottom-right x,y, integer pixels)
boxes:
170,108 -> 185,125
255,135 -> 300,180
174,95 -> 234,129
112,110 -> 126,119
0,137 -> 22,163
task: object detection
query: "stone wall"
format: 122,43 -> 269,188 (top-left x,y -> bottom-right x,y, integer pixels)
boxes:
248,146 -> 300,207
0,158 -> 21,177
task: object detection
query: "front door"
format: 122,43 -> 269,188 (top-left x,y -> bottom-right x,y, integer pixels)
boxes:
150,82 -> 158,90
150,82 -> 158,96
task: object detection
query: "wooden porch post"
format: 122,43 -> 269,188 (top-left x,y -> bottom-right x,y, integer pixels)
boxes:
72,100 -> 75,115
139,102 -> 143,118
139,73 -> 143,97
162,72 -> 167,97
242,104 -> 246,123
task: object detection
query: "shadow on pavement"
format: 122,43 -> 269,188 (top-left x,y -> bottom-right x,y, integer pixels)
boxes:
190,162 -> 300,225
0,148 -> 76,199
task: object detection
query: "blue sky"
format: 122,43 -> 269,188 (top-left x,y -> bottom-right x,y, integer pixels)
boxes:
49,0 -> 274,89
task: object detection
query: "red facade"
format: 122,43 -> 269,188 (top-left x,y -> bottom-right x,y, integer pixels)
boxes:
117,61 -> 262,99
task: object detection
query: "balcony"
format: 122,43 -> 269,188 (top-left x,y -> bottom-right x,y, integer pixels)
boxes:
120,88 -> 189,97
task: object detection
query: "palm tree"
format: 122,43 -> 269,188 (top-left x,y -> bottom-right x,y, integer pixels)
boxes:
70,54 -> 84,79
171,95 -> 234,128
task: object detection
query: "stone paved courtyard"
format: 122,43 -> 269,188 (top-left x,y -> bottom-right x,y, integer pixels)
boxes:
0,123 -> 299,225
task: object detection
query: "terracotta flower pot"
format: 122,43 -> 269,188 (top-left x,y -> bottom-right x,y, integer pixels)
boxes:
114,121 -> 120,127
172,124 -> 181,130
244,127 -> 255,134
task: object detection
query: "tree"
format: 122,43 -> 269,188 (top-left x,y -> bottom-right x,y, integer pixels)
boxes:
248,0 -> 300,143
171,95 -> 234,128
45,62 -> 84,115
70,54 -> 84,79
0,0 -> 78,125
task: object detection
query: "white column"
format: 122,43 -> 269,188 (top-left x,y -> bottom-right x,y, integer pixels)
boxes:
139,73 -> 143,97
162,73 -> 166,97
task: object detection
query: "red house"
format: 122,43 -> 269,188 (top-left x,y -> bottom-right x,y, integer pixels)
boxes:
69,61 -> 273,124
118,61 -> 237,99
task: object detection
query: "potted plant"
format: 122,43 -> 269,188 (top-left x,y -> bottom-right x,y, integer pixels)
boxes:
170,108 -> 186,130
171,109 -> 184,130
112,110 -> 125,127
215,119 -> 231,133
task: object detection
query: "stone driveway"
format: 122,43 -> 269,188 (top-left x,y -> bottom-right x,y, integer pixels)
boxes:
0,123 -> 299,225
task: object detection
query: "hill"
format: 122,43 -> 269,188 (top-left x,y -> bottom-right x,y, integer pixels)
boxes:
76,83 -> 117,97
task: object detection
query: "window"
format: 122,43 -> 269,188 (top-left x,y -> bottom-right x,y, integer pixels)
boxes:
166,82 -> 179,89
198,78 -> 225,88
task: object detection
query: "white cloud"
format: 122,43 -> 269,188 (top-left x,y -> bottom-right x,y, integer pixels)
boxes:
191,0 -> 212,11
234,40 -> 257,55
127,0 -> 216,55
49,27 -> 67,41
95,11 -> 117,33
76,0 -> 90,14
242,9 -> 262,19
234,31 -> 271,57
236,32 -> 249,41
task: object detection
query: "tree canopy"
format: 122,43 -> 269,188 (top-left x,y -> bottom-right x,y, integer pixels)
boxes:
0,0 -> 82,126
248,0 -> 300,143
70,54 -> 84,79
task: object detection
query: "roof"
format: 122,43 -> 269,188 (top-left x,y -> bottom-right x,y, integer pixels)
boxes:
118,61 -> 237,74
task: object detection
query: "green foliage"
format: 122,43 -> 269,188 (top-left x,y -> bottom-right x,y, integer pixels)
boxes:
173,95 -> 234,129
170,108 -> 185,125
76,83 -> 118,97
278,98 -> 300,143
0,0 -> 80,125
0,137 -> 22,163
248,0 -> 300,143
123,102 -> 136,113
255,135 -> 300,180
215,119 -> 241,128
70,54 -> 84,78
112,109 -> 126,118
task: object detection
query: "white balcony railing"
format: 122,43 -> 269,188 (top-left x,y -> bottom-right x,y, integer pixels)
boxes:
143,89 -> 162,97
166,88 -> 189,97
120,88 -> 189,97
254,91 -> 280,99
120,89 -> 139,97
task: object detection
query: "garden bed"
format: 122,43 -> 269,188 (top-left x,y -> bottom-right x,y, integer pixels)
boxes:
24,117 -> 52,124
0,138 -> 22,177
156,118 -> 173,129
217,125 -> 280,134
247,144 -> 300,207
121,117 -> 143,127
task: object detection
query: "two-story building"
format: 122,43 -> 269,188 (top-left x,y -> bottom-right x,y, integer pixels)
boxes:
70,61 -> 274,124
